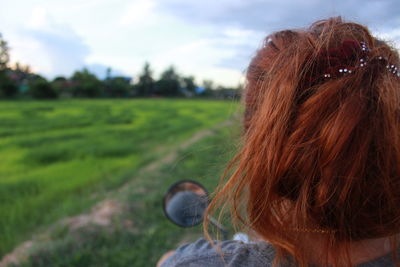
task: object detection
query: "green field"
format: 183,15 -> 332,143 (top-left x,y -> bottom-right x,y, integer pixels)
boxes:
0,99 -> 239,263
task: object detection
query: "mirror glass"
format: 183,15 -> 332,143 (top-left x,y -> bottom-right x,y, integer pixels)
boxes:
163,180 -> 208,227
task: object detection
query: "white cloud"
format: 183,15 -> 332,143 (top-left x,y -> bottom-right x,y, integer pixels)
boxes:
1,0 -> 400,86
374,28 -> 400,50
222,28 -> 258,39
30,7 -> 48,29
8,34 -> 51,74
119,0 -> 157,26
5,7 -> 90,78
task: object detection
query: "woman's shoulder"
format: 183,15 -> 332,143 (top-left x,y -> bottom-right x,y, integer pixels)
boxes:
161,237 -> 275,267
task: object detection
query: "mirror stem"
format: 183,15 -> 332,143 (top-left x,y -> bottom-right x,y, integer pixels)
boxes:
207,215 -> 229,240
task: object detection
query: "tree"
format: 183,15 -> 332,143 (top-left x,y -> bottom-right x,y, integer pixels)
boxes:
135,62 -> 154,96
155,66 -> 182,96
71,68 -> 103,97
108,77 -> 131,97
51,76 -> 71,97
198,80 -> 214,97
181,76 -> 197,96
0,72 -> 17,98
0,33 -> 9,71
106,67 -> 112,80
28,75 -> 57,99
0,33 -> 17,98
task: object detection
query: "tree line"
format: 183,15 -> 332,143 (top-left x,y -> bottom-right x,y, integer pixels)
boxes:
0,34 -> 242,100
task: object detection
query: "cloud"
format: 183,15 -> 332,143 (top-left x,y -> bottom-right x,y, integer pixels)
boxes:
154,0 -> 400,78
212,28 -> 263,70
6,7 -> 90,78
215,44 -> 256,71
157,0 -> 400,32
23,30 -> 89,77
148,25 -> 262,74
375,28 -> 400,49
3,0 -> 400,87
119,0 -> 157,26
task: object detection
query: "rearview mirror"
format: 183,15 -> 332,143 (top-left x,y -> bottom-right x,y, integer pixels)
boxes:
163,180 -> 209,227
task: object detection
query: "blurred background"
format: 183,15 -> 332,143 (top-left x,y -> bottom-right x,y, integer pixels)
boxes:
0,1 -> 399,266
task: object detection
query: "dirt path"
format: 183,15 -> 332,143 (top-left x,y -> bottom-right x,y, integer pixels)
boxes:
142,119 -> 234,174
0,118 -> 236,267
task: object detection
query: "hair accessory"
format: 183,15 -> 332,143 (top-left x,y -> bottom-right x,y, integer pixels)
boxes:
320,40 -> 400,79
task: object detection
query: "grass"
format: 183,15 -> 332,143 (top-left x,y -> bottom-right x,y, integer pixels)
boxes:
21,121 -> 240,267
0,99 -> 239,258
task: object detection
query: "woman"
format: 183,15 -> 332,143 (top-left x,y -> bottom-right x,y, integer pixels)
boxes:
159,17 -> 400,267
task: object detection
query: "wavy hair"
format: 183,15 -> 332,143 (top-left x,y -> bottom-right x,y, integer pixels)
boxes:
205,17 -> 400,267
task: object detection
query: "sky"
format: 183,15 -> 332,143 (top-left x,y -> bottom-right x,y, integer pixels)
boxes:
1,0 -> 400,86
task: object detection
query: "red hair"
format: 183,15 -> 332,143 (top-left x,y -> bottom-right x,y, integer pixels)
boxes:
205,17 -> 400,267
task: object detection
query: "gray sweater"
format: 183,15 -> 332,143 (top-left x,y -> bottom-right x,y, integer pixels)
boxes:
161,238 -> 394,266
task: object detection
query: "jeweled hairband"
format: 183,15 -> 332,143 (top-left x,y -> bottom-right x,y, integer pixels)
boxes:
323,41 -> 400,79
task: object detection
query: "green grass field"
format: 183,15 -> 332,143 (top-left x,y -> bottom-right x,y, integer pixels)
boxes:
0,99 -> 239,262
